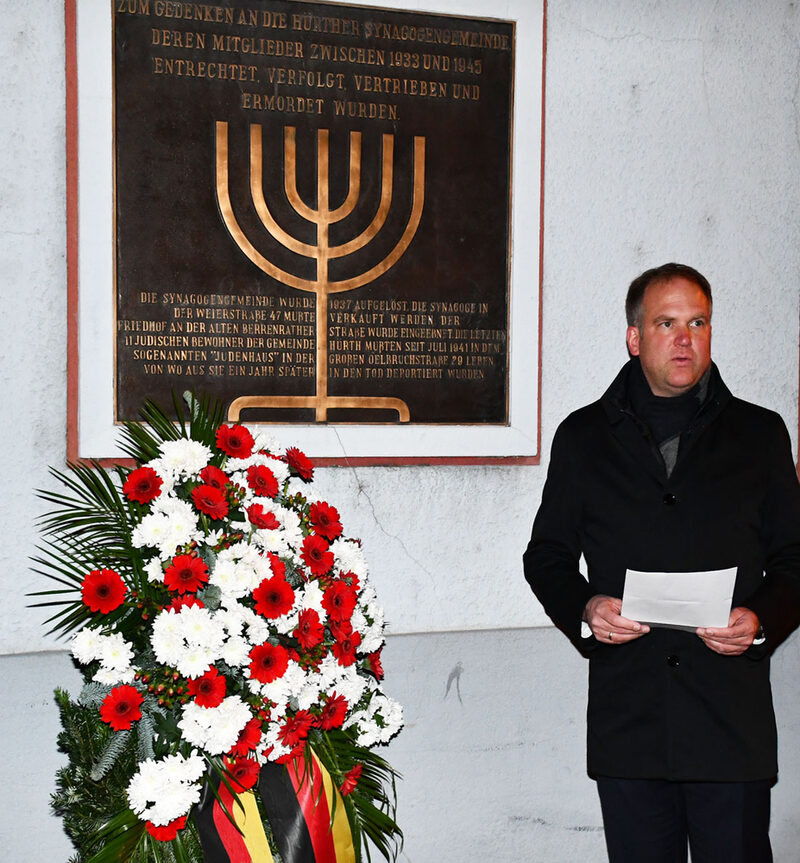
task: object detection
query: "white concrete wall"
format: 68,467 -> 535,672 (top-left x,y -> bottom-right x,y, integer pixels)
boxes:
2,0 -> 799,860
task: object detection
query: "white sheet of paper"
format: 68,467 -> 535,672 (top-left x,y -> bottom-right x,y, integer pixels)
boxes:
622,567 -> 738,629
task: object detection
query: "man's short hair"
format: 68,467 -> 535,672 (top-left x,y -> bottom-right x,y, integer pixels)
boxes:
625,263 -> 713,327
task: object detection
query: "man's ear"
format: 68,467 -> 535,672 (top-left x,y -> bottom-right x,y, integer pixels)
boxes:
626,325 -> 641,356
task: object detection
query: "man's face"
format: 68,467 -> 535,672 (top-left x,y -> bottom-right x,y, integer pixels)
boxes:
626,276 -> 712,397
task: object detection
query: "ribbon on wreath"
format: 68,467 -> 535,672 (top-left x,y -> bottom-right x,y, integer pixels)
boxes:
195,753 -> 355,863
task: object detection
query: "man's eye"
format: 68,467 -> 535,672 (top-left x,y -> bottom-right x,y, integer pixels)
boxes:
690,319 -> 705,328
660,321 -> 672,329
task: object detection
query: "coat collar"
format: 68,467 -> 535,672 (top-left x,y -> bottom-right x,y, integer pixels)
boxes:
598,358 -> 733,480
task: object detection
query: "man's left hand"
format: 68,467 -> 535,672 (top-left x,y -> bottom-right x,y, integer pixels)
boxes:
696,607 -> 761,655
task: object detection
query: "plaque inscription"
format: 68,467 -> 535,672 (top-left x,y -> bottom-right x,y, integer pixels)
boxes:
114,0 -> 514,424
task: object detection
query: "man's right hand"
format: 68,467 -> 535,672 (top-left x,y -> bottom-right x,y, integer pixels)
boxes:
584,595 -> 650,645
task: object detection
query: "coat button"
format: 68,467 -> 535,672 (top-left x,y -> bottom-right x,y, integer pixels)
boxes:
663,493 -> 677,506
667,654 -> 680,667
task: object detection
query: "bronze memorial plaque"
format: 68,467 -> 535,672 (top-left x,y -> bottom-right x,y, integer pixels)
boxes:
114,0 -> 514,425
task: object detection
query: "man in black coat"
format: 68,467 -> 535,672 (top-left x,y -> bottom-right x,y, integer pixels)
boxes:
523,263 -> 800,863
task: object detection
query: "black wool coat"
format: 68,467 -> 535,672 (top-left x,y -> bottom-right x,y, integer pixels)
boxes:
523,360 -> 800,781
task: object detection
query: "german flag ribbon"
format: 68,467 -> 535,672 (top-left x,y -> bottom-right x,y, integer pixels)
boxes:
195,754 -> 355,863
259,753 -> 355,863
194,782 -> 274,863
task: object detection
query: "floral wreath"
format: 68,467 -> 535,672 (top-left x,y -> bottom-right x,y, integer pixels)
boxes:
33,394 -> 402,863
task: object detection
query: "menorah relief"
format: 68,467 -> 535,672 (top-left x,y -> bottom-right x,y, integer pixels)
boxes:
215,121 -> 426,423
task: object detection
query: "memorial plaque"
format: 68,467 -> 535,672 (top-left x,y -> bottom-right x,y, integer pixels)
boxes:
113,0 -> 515,426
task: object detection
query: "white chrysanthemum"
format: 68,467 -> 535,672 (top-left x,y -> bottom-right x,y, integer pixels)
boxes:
93,665 -> 136,685
330,538 -> 368,579
144,556 -> 164,584
221,634 -> 251,667
132,498 -> 200,558
286,477 -> 321,502
150,606 -> 226,676
71,627 -> 105,664
354,605 -> 385,654
252,429 -> 282,454
156,439 -> 213,478
318,658 -> 367,707
127,751 -> 205,826
345,693 -> 404,747
178,695 -> 252,755
99,632 -> 135,671
297,580 -> 326,617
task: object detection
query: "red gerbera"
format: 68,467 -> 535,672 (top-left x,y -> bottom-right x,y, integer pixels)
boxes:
199,464 -> 229,490
99,685 -> 143,731
278,710 -> 314,748
309,501 -> 343,541
322,580 -> 358,621
332,630 -> 361,667
294,608 -> 324,649
122,466 -> 163,505
284,446 -> 314,480
328,617 -> 353,642
253,575 -> 295,619
230,717 -> 263,757
191,484 -> 229,519
318,693 -> 348,730
216,424 -> 255,458
164,554 -> 209,594
146,816 -> 188,841
224,755 -> 261,792
301,535 -> 334,576
168,594 -> 205,612
187,666 -> 226,707
247,503 -> 280,530
367,650 -> 384,681
247,465 -> 278,498
340,763 -> 363,796
81,568 -> 127,614
249,642 -> 289,684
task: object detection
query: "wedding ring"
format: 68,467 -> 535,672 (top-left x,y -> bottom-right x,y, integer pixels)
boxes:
608,631 -> 614,641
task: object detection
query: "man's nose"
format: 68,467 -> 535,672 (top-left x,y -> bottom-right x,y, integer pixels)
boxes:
674,327 -> 691,345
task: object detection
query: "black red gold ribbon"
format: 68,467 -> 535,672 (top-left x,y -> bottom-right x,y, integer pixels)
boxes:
195,754 -> 354,863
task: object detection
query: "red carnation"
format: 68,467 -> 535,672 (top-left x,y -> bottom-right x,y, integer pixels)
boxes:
285,446 -> 314,480
247,464 -> 278,498
340,763 -> 362,796
332,630 -> 361,666
216,424 -> 255,458
318,693 -> 348,730
253,575 -> 295,619
322,580 -> 358,621
168,594 -> 205,612
146,816 -> 188,841
122,466 -> 162,505
164,554 -> 209,594
247,503 -> 280,530
199,464 -> 229,490
224,755 -> 261,792
230,717 -> 263,757
301,535 -> 334,577
249,642 -> 289,684
367,650 -> 384,681
81,568 -> 127,614
309,502 -> 343,541
278,710 -> 314,748
294,608 -> 324,649
269,554 -> 286,578
99,685 -> 143,731
191,484 -> 229,520
188,667 -> 226,708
